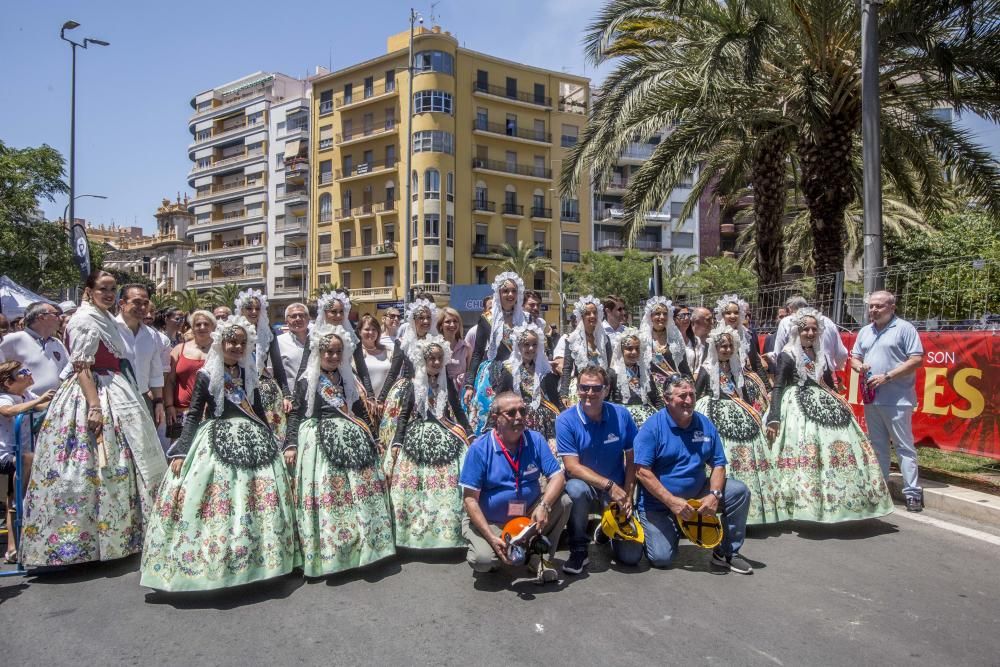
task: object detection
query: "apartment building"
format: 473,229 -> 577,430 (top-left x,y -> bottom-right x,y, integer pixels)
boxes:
592,130 -> 701,262
102,196 -> 194,294
309,26 -> 590,322
186,72 -> 308,317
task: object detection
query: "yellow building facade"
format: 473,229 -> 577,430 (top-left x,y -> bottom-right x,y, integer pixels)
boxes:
309,26 -> 590,322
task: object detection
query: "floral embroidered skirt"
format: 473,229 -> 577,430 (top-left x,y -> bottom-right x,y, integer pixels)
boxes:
378,380 -> 409,461
139,415 -> 297,591
468,363 -> 494,437
293,418 -> 395,577
696,395 -> 782,525
624,403 -> 657,430
388,420 -> 467,549
258,374 -> 287,445
21,372 -> 167,567
770,385 -> 893,523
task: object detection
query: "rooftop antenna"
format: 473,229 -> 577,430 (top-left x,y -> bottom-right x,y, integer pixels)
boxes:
430,1 -> 440,24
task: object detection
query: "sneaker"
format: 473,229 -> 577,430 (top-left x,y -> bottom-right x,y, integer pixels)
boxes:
905,495 -> 924,512
593,522 -> 610,545
562,551 -> 589,575
711,551 -> 754,575
535,558 -> 558,585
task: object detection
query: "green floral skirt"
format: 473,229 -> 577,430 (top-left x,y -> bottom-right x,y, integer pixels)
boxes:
770,384 -> 893,523
140,415 -> 297,591
294,418 -> 395,577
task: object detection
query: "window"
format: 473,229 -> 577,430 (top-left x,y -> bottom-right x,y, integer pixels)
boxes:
411,215 -> 419,245
342,189 -> 352,212
475,185 -> 488,207
342,155 -> 353,177
364,76 -> 374,98
411,171 -> 418,201
363,113 -> 374,135
424,260 -> 440,283
341,271 -> 351,289
385,185 -> 395,204
362,227 -> 374,248
447,261 -> 454,284
363,268 -> 373,289
677,172 -> 694,188
505,151 -> 517,171
414,50 -> 454,75
385,69 -> 396,92
561,198 -> 580,222
319,159 -> 332,185
446,172 -> 454,202
534,155 -> 546,177
343,83 -> 353,105
670,201 -> 691,221
533,83 -> 546,105
385,144 -> 396,167
671,231 -> 695,248
424,214 -> 440,245
412,130 -> 454,154
424,169 -> 440,199
476,69 -> 488,91
475,223 -> 488,249
533,229 -> 546,251
506,114 -> 517,136
411,261 -> 418,285
506,77 -> 517,98
504,189 -> 517,210
476,266 -> 488,285
533,271 -> 545,291
363,149 -> 374,168
384,223 -> 395,243
385,108 -> 395,129
318,273 -> 332,286
413,90 -> 453,114
384,266 -> 395,287
319,124 -> 334,150
195,242 -> 210,253
561,232 -> 580,262
342,118 -> 353,140
476,107 -> 488,129
318,193 -> 332,222
319,90 -> 333,114
561,124 -> 579,147
446,215 -> 454,247
505,226 -> 518,247
533,119 -> 546,142
342,229 -> 353,251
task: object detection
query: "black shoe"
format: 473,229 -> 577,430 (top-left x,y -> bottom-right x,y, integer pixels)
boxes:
563,551 -> 589,575
593,522 -> 610,545
905,495 -> 924,512
711,551 -> 754,575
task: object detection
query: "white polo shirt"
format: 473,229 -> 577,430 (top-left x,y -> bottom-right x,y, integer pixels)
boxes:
115,315 -> 164,394
277,331 -> 309,384
0,328 -> 69,394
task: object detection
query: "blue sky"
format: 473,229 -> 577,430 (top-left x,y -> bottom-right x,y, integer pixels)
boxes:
3,0 -> 999,233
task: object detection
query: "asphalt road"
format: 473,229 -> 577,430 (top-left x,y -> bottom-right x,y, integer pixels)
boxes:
2,505 -> 999,666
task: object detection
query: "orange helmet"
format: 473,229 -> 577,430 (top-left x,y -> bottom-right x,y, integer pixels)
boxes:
501,517 -> 533,543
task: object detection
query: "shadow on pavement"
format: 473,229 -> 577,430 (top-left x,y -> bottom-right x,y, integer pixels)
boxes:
746,518 -> 899,542
318,557 -> 403,587
0,582 -> 28,605
24,555 -> 139,584
143,573 -> 304,609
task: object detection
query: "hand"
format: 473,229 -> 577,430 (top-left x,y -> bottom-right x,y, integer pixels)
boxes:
170,458 -> 183,476
166,406 -> 179,426
697,494 -> 719,517
766,422 -> 779,443
858,363 -> 871,375
282,398 -> 293,414
34,390 -> 56,409
670,497 -> 694,521
490,533 -> 513,565
608,483 -> 629,507
463,387 -> 473,407
867,373 -> 891,389
562,398 -> 572,410
532,503 -> 550,531
154,403 -> 166,427
86,407 -> 103,434
283,448 -> 297,467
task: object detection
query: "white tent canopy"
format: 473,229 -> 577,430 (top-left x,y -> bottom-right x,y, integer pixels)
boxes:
0,275 -> 56,318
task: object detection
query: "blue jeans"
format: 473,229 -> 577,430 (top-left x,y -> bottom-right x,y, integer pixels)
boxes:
565,478 -> 644,566
639,479 -> 750,568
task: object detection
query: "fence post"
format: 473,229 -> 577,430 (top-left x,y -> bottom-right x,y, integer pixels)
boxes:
832,271 -> 845,327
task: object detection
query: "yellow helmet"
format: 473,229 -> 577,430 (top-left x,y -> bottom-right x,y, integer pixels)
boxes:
599,502 -> 645,544
677,499 -> 723,549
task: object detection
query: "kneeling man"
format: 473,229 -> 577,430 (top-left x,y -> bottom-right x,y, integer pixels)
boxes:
635,375 -> 753,574
460,391 -> 571,583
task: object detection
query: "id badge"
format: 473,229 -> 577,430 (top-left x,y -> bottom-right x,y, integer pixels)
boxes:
507,501 -> 526,517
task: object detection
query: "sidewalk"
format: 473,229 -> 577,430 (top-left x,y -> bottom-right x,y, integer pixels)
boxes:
887,472 -> 1000,527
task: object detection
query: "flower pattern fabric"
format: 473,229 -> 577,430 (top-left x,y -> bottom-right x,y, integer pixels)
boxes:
258,374 -> 287,445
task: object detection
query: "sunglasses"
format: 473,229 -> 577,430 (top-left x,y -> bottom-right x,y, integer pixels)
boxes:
578,383 -> 605,394
674,313 -> 691,319
500,407 -> 527,418
15,368 -> 32,377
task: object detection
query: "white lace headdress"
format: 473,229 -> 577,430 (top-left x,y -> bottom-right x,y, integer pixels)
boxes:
399,298 -> 439,357
610,326 -> 651,403
568,295 -> 608,371
639,297 -> 686,370
410,334 -> 451,419
317,290 -> 352,321
203,316 -> 258,417
704,324 -> 744,399
234,289 -> 271,373
714,294 -> 751,362
782,307 -> 827,386
303,323 -> 359,417
487,272 -> 526,361
507,322 -> 551,409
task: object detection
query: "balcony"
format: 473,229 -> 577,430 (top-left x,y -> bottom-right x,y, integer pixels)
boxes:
472,199 -> 496,213
190,119 -> 265,149
189,149 -> 266,176
472,243 -> 504,257
472,119 -> 551,144
334,208 -> 353,221
530,246 -> 552,259
334,241 -> 397,262
190,89 -> 267,121
720,223 -> 737,235
501,203 -> 524,216
189,268 -> 266,287
595,205 -> 670,223
273,281 -> 305,297
275,248 -> 307,265
336,81 -> 397,110
284,157 -> 309,177
531,206 -> 552,219
193,237 -> 267,260
317,211 -> 333,226
319,100 -> 334,116
350,200 -> 397,218
620,142 -> 656,162
352,286 -> 397,302
336,160 -> 397,181
561,210 -> 580,223
281,123 -> 309,139
604,177 -> 630,193
277,217 -> 308,235
558,98 -> 588,115
192,178 -> 265,203
472,158 -> 551,180
411,282 -> 450,296
276,186 -> 308,203
193,208 -> 266,233
562,250 -> 581,262
596,238 -> 662,252
473,82 -> 551,108
337,122 -> 396,145
317,248 -> 333,262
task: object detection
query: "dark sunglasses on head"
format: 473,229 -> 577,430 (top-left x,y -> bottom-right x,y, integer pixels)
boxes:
501,407 -> 528,418
16,368 -> 32,377
578,383 -> 605,394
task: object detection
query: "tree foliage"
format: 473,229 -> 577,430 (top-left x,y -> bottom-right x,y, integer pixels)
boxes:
0,141 -> 67,225
564,250 -> 654,308
490,241 -> 554,279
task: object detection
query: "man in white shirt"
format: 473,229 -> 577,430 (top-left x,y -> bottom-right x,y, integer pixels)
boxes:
771,296 -> 848,371
115,284 -> 164,427
601,295 -> 627,337
0,302 -> 69,394
688,307 -> 714,371
277,303 -> 310,385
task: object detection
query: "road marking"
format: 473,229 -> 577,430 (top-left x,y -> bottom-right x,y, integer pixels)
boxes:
894,511 -> 1000,546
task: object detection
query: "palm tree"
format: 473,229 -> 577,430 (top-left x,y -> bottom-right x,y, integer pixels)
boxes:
489,241 -> 555,280
149,292 -> 174,312
661,253 -> 698,297
170,288 -> 204,314
207,283 -> 243,309
565,0 -> 1000,299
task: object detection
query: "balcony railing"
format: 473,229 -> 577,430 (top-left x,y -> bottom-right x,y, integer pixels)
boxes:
558,98 -> 588,115
194,178 -> 264,200
191,89 -> 267,118
275,251 -> 306,264
472,158 -> 551,179
473,119 -> 551,143
472,243 -> 505,256
318,172 -> 334,186
531,206 -> 552,219
337,122 -> 395,143
277,217 -> 308,233
276,187 -> 308,201
334,241 -> 397,260
561,210 -> 580,222
502,203 -> 524,216
336,160 -> 396,179
274,281 -> 305,295
190,149 -> 265,173
472,199 -> 496,212
411,282 -> 450,296
621,143 -> 656,160
334,208 -> 353,220
473,82 -> 551,107
562,250 -> 581,262
351,286 -> 397,301
606,177 -> 630,190
319,100 -> 334,115
317,248 -> 332,262
530,246 -> 552,258
336,81 -> 397,108
351,200 -> 396,217
596,238 -> 662,251
318,211 -> 333,224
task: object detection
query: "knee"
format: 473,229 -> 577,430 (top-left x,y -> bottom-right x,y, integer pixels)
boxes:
613,540 -> 644,566
467,548 -> 498,573
725,479 -> 750,505
645,547 -> 675,569
565,478 -> 591,503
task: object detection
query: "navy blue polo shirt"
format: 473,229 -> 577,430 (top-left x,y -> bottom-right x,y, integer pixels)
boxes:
634,409 -> 727,512
459,429 -> 563,524
556,402 -> 637,487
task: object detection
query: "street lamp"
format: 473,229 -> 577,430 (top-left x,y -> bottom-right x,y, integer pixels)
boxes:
60,21 -> 110,240
861,0 -> 884,294
62,193 -> 107,228
402,8 -> 423,307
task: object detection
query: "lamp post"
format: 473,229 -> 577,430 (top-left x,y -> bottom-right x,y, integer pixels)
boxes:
861,0 -> 884,294
60,21 -> 109,237
403,8 -> 423,307
61,193 -> 107,229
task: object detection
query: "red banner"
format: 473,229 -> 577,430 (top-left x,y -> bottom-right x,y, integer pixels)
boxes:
835,331 -> 999,459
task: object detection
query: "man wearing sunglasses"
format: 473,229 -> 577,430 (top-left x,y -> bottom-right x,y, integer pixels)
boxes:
0,301 -> 69,395
460,391 -> 570,584
556,365 -> 642,574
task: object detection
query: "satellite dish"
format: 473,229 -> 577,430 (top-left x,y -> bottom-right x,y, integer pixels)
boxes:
70,224 -> 92,282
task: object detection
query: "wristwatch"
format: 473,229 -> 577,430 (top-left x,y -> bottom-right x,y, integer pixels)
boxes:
710,489 -> 723,500
540,500 -> 552,513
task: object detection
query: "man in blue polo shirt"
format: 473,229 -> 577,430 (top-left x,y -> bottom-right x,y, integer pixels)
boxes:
556,365 -> 642,574
635,375 -> 753,574
460,391 -> 570,583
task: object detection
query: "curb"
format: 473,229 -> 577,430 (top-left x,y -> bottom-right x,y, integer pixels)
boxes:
887,473 -> 1000,527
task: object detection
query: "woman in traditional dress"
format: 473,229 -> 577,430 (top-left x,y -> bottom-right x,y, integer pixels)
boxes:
383,335 -> 470,550
21,270 -> 167,567
140,317 -> 297,591
297,290 -> 374,399
485,322 -> 560,450
235,290 -> 291,443
765,308 -> 892,523
463,272 -> 525,434
377,298 -> 438,403
694,325 -> 780,525
286,324 -> 394,577
715,294 -> 771,397
559,295 -> 614,408
610,327 -> 662,428
638,297 -> 693,400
